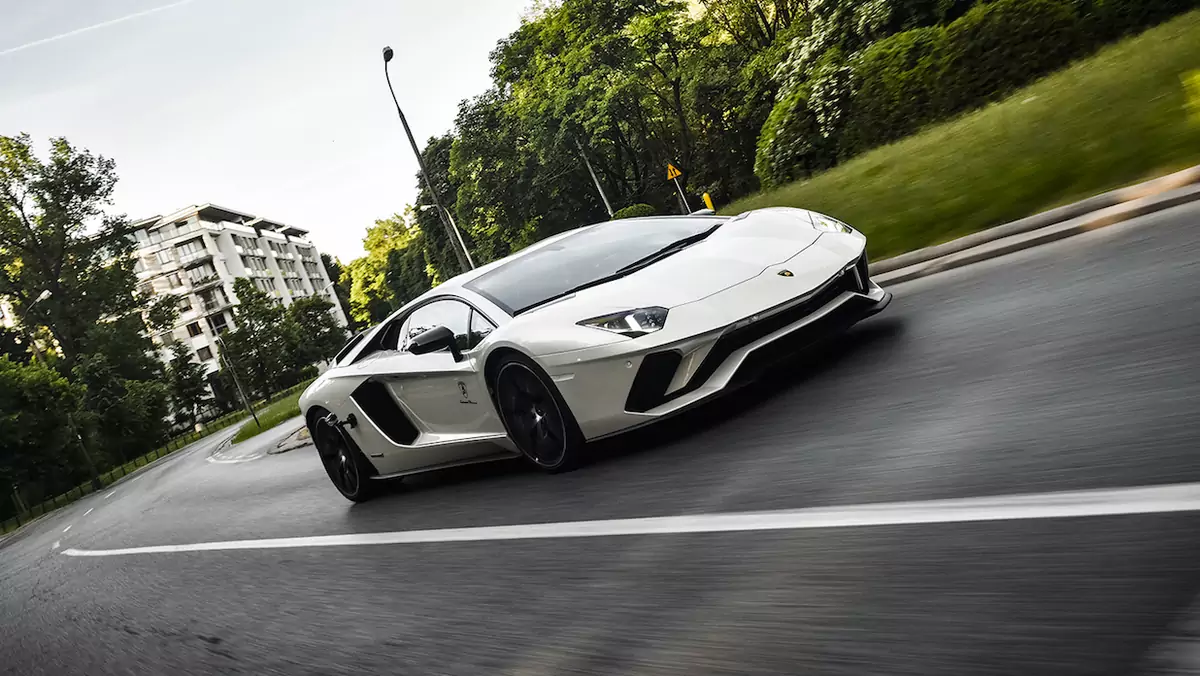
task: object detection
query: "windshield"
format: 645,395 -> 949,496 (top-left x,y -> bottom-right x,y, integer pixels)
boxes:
465,216 -> 727,314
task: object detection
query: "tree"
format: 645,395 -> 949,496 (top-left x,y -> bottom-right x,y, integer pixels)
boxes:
320,253 -> 360,332
347,211 -> 433,326
219,278 -> 296,399
287,295 -> 346,367
0,134 -> 175,371
166,343 -> 210,429
0,357 -> 82,491
1,134 -> 176,474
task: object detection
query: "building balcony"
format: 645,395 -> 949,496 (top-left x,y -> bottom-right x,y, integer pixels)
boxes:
190,275 -> 222,290
202,298 -> 231,313
179,250 -> 214,268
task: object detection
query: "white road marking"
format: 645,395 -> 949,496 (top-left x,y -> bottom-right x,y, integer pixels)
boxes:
104,492 -> 115,500
84,508 -> 94,517
52,541 -> 60,551
63,481 -> 1200,558
62,524 -> 72,533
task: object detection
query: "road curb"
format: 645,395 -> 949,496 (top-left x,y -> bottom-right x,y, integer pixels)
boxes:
872,168 -> 1200,285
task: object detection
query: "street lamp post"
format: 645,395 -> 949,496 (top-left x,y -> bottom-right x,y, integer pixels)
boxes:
418,205 -> 475,269
17,289 -> 52,364
381,46 -> 472,274
213,334 -> 261,429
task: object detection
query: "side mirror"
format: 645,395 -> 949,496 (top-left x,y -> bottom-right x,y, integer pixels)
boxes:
407,325 -> 462,361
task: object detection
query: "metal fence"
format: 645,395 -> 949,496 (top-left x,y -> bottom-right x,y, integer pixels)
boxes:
1,379 -> 314,536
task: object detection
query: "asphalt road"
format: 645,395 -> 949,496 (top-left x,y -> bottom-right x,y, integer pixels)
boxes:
3,203 -> 1200,675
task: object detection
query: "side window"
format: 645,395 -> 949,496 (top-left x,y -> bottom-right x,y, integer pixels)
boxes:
468,310 -> 496,349
401,300 -> 471,353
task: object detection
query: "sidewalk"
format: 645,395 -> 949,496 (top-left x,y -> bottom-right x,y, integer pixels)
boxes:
872,166 -> 1200,285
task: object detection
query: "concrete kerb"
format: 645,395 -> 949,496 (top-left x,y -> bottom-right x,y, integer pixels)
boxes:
871,166 -> 1200,285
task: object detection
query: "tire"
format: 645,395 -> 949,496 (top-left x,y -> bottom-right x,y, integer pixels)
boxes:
312,414 -> 381,503
491,353 -> 587,473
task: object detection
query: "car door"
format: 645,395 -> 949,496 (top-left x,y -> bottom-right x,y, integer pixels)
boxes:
343,298 -> 508,477
389,299 -> 501,439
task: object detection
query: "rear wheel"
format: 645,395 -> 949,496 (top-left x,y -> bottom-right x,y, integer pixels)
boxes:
312,414 -> 380,502
493,355 -> 586,473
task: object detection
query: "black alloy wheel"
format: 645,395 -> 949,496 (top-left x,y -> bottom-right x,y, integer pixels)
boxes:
493,356 -> 585,473
312,415 -> 379,502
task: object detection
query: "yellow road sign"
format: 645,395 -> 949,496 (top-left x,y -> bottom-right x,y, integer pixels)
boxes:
667,163 -> 682,181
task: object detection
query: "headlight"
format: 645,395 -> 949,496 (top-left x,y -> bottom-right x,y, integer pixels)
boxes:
810,213 -> 854,234
577,307 -> 668,338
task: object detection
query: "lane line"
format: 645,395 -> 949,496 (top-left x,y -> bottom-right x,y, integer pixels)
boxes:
104,492 -> 114,500
62,524 -> 72,533
62,481 -> 1200,558
84,508 -> 94,516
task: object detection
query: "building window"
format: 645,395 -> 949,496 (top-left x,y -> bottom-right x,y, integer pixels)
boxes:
166,272 -> 185,288
156,249 -> 175,265
175,237 -> 207,261
196,346 -> 213,361
206,312 -> 229,334
254,277 -> 276,293
188,263 -> 217,284
241,255 -> 268,272
176,296 -> 192,312
186,322 -> 203,337
198,288 -> 228,311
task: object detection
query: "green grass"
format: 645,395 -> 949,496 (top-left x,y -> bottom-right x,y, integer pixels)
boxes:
727,11 -> 1200,261
231,389 -> 305,444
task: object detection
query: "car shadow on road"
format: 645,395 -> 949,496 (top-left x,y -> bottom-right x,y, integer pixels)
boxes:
362,316 -> 906,504
584,316 -> 907,467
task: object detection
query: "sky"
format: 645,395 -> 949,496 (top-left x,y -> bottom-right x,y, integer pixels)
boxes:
0,0 -> 534,261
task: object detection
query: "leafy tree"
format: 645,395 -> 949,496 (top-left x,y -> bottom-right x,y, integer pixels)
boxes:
320,253 -> 360,332
348,211 -> 433,326
0,357 -> 83,491
166,343 -> 210,429
286,295 -> 347,367
1,134 -> 175,476
0,134 -> 175,371
220,278 -> 296,399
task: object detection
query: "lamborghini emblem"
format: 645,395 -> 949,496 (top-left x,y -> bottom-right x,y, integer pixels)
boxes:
777,269 -> 794,277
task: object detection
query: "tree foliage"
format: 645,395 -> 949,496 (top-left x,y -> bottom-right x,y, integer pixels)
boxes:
167,343 -> 210,430
339,0 -> 1196,327
0,357 -> 82,489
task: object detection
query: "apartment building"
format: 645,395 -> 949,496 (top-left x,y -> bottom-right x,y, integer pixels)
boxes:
131,203 -> 348,376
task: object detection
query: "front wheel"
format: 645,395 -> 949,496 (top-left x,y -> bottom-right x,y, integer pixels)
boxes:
493,355 -> 587,473
312,415 -> 381,502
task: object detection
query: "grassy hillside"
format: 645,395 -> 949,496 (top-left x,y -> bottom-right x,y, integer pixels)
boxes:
727,11 -> 1200,261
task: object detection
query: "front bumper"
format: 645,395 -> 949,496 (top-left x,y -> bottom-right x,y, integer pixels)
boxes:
540,252 -> 890,440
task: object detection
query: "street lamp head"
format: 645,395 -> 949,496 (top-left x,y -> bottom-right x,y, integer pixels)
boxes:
382,46 -> 394,63
35,289 -> 51,303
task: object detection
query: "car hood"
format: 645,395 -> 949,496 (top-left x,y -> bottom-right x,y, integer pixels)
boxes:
520,208 -> 836,320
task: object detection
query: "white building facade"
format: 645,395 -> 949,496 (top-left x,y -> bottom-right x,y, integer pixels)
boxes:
131,204 -> 348,376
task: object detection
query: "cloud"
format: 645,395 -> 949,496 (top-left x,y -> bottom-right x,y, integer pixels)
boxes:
0,0 -> 197,58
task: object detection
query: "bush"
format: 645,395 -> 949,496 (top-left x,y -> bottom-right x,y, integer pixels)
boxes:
754,87 -> 841,188
843,0 -> 1082,154
611,203 -> 657,219
942,0 -> 1083,111
1072,0 -> 1200,43
840,26 -> 950,155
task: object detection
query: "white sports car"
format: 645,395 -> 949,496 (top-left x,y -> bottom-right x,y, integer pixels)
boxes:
300,208 -> 891,501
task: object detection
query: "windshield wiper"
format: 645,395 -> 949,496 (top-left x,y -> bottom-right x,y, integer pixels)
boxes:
613,223 -> 724,275
515,223 -> 725,315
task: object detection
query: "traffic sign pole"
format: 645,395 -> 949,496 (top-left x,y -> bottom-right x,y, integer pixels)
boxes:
666,163 -> 690,214
673,176 -> 690,213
